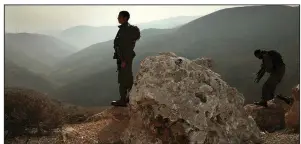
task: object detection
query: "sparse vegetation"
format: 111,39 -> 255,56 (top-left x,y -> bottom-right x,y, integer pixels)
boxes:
4,87 -> 106,140
4,87 -> 64,137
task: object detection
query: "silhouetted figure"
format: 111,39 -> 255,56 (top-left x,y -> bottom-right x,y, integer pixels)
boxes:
111,11 -> 140,107
254,49 -> 285,107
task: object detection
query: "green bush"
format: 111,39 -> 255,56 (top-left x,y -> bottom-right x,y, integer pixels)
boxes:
5,87 -> 64,137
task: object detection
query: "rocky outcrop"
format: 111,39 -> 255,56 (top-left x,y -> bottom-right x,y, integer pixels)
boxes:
244,84 -> 300,133
285,84 -> 300,132
192,57 -> 213,69
244,100 -> 285,132
121,52 -> 262,144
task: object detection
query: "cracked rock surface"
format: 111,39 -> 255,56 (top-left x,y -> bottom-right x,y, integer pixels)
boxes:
121,52 -> 262,144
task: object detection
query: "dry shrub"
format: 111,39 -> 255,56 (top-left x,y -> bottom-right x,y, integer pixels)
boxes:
4,87 -> 64,137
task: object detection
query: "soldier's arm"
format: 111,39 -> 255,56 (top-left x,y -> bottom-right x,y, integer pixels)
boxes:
119,30 -> 133,63
117,29 -> 126,61
120,48 -> 132,63
256,67 -> 266,82
118,42 -> 130,63
255,63 -> 266,83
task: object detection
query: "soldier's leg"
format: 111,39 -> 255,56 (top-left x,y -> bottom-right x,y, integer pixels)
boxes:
112,69 -> 128,106
256,76 -> 274,107
116,58 -> 134,103
253,80 -> 268,107
124,58 -> 134,102
265,66 -> 285,100
118,70 -> 125,100
267,78 -> 278,100
124,76 -> 133,103
119,82 -> 127,102
262,75 -> 279,101
262,81 -> 269,101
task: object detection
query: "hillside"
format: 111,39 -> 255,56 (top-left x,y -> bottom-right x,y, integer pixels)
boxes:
53,5 -> 299,106
138,15 -> 200,29
53,68 -> 119,106
58,16 -> 199,49
50,28 -> 174,85
5,45 -> 51,74
5,33 -> 78,73
4,60 -> 56,93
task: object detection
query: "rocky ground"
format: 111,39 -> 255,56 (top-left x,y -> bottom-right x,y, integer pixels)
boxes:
262,130 -> 299,144
5,107 -> 129,144
5,107 -> 300,144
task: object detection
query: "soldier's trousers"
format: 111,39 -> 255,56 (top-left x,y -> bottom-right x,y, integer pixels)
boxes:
118,58 -> 134,101
262,65 -> 286,101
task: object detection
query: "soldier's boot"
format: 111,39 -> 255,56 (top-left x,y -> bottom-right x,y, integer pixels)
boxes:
276,94 -> 293,105
111,100 -> 127,107
111,94 -> 127,107
111,83 -> 128,107
254,100 -> 268,107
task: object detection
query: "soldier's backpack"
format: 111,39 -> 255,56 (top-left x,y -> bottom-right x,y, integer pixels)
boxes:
267,50 -> 284,69
129,25 -> 141,42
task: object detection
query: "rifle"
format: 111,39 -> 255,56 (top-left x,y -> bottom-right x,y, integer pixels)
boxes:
254,66 -> 265,83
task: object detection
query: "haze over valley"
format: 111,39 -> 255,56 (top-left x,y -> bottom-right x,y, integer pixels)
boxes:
5,5 -> 300,106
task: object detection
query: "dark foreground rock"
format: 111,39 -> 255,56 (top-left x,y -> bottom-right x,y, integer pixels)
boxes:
285,84 -> 300,132
244,100 -> 285,133
244,84 -> 300,133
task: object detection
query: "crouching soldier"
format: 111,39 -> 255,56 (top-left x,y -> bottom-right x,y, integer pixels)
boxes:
254,49 -> 285,107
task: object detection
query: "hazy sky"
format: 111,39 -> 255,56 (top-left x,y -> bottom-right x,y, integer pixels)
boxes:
5,5 -> 242,32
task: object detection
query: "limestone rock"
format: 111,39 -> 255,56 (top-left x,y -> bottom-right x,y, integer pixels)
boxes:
62,127 -> 76,142
285,84 -> 300,132
192,57 -> 213,69
244,100 -> 285,132
122,52 -> 262,144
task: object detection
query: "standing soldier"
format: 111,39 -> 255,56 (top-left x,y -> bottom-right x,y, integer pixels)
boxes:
111,11 -> 140,107
254,49 -> 286,107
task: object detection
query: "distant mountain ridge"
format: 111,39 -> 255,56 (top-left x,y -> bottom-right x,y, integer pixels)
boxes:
4,16 -> 198,95
51,5 -> 300,106
5,33 -> 78,74
56,16 -> 200,49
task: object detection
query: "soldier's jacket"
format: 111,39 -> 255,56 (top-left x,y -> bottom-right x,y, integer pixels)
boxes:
262,54 -> 274,73
262,51 -> 285,74
114,22 -> 140,63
